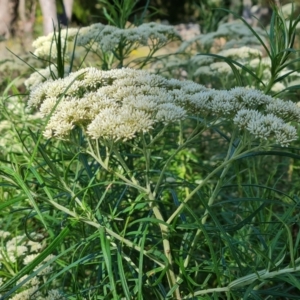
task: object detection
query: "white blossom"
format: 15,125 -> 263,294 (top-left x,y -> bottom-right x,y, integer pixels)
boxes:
210,62 -> 232,74
270,82 -> 285,93
27,67 -> 300,146
32,22 -> 180,61
229,87 -> 273,107
17,276 -> 40,287
0,230 -> 10,239
27,240 -> 43,253
32,28 -> 79,59
218,46 -> 262,60
9,285 -> 40,300
25,65 -> 70,91
266,98 -> 300,122
23,254 -> 39,265
44,289 -> 66,300
87,107 -> 154,141
250,57 -> 272,69
155,103 -> 187,124
233,109 -> 297,146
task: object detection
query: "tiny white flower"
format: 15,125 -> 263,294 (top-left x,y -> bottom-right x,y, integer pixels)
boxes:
23,254 -> 39,265
0,230 -> 10,239
45,289 -> 66,300
27,67 -> 299,146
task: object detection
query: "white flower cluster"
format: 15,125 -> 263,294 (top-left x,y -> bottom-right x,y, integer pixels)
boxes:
0,232 -> 44,263
9,285 -> 65,300
189,48 -> 300,92
171,21 -> 300,91
31,22 -> 180,60
77,22 -> 180,51
0,96 -> 42,155
32,28 -> 79,59
27,68 -> 299,146
191,46 -> 263,78
24,64 -> 70,91
9,285 -> 40,300
218,47 -> 262,60
41,289 -> 66,300
0,231 -> 64,300
234,109 -> 297,145
178,21 -> 267,54
28,68 -> 191,141
23,253 -> 55,275
0,230 -> 10,238
10,266 -> 65,300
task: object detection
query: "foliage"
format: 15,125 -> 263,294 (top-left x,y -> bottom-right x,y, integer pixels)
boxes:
1,1 -> 300,300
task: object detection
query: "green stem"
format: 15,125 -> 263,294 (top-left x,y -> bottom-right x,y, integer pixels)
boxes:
153,125 -> 204,197
147,127 -> 167,147
0,255 -> 16,276
86,148 -> 147,194
181,156 -> 235,272
184,255 -> 300,298
86,137 -> 180,292
45,193 -> 165,268
142,135 -> 151,191
81,217 -> 165,267
142,136 -> 181,299
167,144 -> 261,225
148,193 -> 181,300
179,130 -> 242,275
111,146 -> 140,186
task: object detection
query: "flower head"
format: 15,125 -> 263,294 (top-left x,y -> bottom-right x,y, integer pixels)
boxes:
32,28 -> 78,60
28,68 -> 192,141
27,68 -> 299,146
32,23 -> 180,62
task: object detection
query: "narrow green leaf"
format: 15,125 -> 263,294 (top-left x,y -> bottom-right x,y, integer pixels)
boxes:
198,53 -> 264,87
137,227 -> 148,300
99,227 -> 118,298
217,8 -> 270,57
0,225 -> 71,296
0,195 -> 27,210
117,247 -> 132,299
0,166 -> 47,229
272,213 -> 295,268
